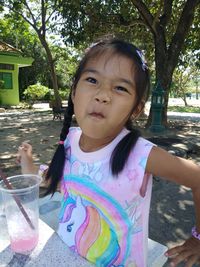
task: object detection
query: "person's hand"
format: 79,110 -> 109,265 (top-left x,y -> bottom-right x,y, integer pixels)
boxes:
165,236 -> 200,267
16,142 -> 37,174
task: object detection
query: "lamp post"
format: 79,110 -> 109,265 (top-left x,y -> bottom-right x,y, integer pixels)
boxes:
149,81 -> 165,133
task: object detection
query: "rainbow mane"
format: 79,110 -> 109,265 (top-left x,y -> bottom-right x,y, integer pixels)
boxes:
76,206 -> 120,266
62,174 -> 132,266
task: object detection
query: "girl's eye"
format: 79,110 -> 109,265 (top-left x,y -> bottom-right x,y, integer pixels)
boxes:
115,86 -> 129,93
86,77 -> 97,84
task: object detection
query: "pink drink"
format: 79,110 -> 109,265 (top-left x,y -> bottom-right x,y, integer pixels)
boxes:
7,209 -> 39,254
0,175 -> 41,254
10,232 -> 39,254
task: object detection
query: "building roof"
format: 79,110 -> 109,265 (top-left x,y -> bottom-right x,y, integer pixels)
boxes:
0,41 -> 33,67
0,41 -> 22,54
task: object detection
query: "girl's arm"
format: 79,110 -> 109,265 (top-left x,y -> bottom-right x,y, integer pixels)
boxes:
17,142 -> 50,188
17,142 -> 38,174
146,146 -> 200,266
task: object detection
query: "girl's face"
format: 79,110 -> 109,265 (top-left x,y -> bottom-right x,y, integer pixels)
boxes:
72,52 -> 139,150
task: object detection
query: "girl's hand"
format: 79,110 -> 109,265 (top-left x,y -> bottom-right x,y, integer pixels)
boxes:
165,237 -> 200,267
16,142 -> 38,174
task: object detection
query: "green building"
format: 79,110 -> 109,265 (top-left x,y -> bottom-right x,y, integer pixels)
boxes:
0,41 -> 33,106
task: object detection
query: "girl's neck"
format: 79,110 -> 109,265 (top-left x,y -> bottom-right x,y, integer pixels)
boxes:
79,133 -> 117,152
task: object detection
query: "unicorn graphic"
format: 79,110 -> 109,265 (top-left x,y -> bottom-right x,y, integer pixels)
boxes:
57,174 -> 136,266
57,195 -> 121,266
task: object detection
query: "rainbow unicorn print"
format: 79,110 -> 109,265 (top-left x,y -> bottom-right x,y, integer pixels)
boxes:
57,174 -> 133,267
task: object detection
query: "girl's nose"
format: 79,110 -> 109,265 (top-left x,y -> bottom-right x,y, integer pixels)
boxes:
94,88 -> 111,104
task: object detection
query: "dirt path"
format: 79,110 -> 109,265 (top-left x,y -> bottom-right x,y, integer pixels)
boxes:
1,108 -> 200,264
0,110 -> 63,177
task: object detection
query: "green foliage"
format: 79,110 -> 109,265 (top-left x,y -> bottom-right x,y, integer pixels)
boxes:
0,16 -> 51,97
0,80 -> 5,88
52,45 -> 79,89
24,83 -> 50,103
48,88 -> 70,101
60,0 -> 154,51
0,13 -> 38,57
59,88 -> 71,100
59,0 -> 199,78
172,50 -> 199,103
2,0 -> 63,106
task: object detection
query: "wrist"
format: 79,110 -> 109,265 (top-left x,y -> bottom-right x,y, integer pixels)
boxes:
22,165 -> 38,175
38,164 -> 49,178
21,162 -> 38,174
191,226 -> 200,241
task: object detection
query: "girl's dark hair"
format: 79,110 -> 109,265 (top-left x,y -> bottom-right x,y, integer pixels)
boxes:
45,38 -> 150,195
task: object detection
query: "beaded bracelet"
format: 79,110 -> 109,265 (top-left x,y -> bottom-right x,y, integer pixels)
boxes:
38,164 -> 49,179
192,226 -> 200,241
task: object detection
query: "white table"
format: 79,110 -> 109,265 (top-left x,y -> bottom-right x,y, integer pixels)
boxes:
0,218 -> 93,267
0,192 -> 168,267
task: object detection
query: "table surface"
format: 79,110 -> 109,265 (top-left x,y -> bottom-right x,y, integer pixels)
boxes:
0,215 -> 94,267
0,192 -> 168,267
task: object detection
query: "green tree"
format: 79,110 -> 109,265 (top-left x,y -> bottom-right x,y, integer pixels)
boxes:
3,0 -> 63,108
172,48 -> 199,106
24,83 -> 49,105
52,45 -> 79,90
172,67 -> 192,106
0,16 -> 52,98
60,0 -> 200,125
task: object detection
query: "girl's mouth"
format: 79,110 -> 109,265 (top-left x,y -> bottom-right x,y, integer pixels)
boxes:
89,112 -> 105,119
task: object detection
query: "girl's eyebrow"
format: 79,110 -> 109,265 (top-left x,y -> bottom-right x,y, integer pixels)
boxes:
82,68 -> 98,74
117,78 -> 135,88
82,68 -> 135,88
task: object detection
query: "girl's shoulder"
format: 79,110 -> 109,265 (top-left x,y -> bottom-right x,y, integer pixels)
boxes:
133,136 -> 155,155
126,136 -> 155,168
64,127 -> 80,147
137,136 -> 155,146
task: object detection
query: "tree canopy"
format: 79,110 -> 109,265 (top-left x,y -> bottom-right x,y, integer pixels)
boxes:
3,0 -> 64,107
1,0 -> 199,125
60,0 -> 200,125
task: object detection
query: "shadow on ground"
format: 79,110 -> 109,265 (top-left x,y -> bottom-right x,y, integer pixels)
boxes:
1,110 -> 200,266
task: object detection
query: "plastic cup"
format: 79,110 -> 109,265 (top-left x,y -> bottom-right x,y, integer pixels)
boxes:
0,174 -> 42,254
0,190 -> 4,216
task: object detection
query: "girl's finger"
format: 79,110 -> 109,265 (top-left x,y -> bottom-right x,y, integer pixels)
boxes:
165,244 -> 184,257
169,250 -> 194,267
21,142 -> 32,152
185,255 -> 200,267
16,156 -> 21,164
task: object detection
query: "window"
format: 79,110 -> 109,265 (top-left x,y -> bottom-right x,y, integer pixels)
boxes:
0,72 -> 13,89
0,64 -> 14,70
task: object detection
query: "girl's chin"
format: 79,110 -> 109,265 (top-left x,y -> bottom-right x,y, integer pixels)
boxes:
81,128 -> 108,140
82,131 -> 105,140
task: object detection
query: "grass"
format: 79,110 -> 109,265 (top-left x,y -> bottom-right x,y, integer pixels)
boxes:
168,105 -> 200,113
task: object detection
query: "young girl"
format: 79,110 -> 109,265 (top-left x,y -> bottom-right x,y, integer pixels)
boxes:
18,39 -> 200,267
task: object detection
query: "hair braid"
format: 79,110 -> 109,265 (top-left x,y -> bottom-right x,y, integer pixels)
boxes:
110,128 -> 141,176
60,95 -> 74,141
45,95 -> 74,195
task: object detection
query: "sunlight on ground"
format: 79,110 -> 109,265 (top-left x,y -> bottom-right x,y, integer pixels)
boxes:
178,200 -> 193,210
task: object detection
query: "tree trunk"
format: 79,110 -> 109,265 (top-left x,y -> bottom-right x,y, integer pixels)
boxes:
134,0 -> 200,129
146,30 -> 172,127
183,94 -> 188,106
39,36 -> 62,108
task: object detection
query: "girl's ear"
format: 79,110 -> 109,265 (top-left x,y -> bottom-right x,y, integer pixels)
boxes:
71,90 -> 75,104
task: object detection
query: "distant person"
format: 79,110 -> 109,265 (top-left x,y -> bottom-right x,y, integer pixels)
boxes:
17,39 -> 200,267
186,92 -> 192,99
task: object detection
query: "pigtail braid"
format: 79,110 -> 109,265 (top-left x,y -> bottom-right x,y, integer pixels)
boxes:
110,125 -> 141,176
45,95 -> 74,195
